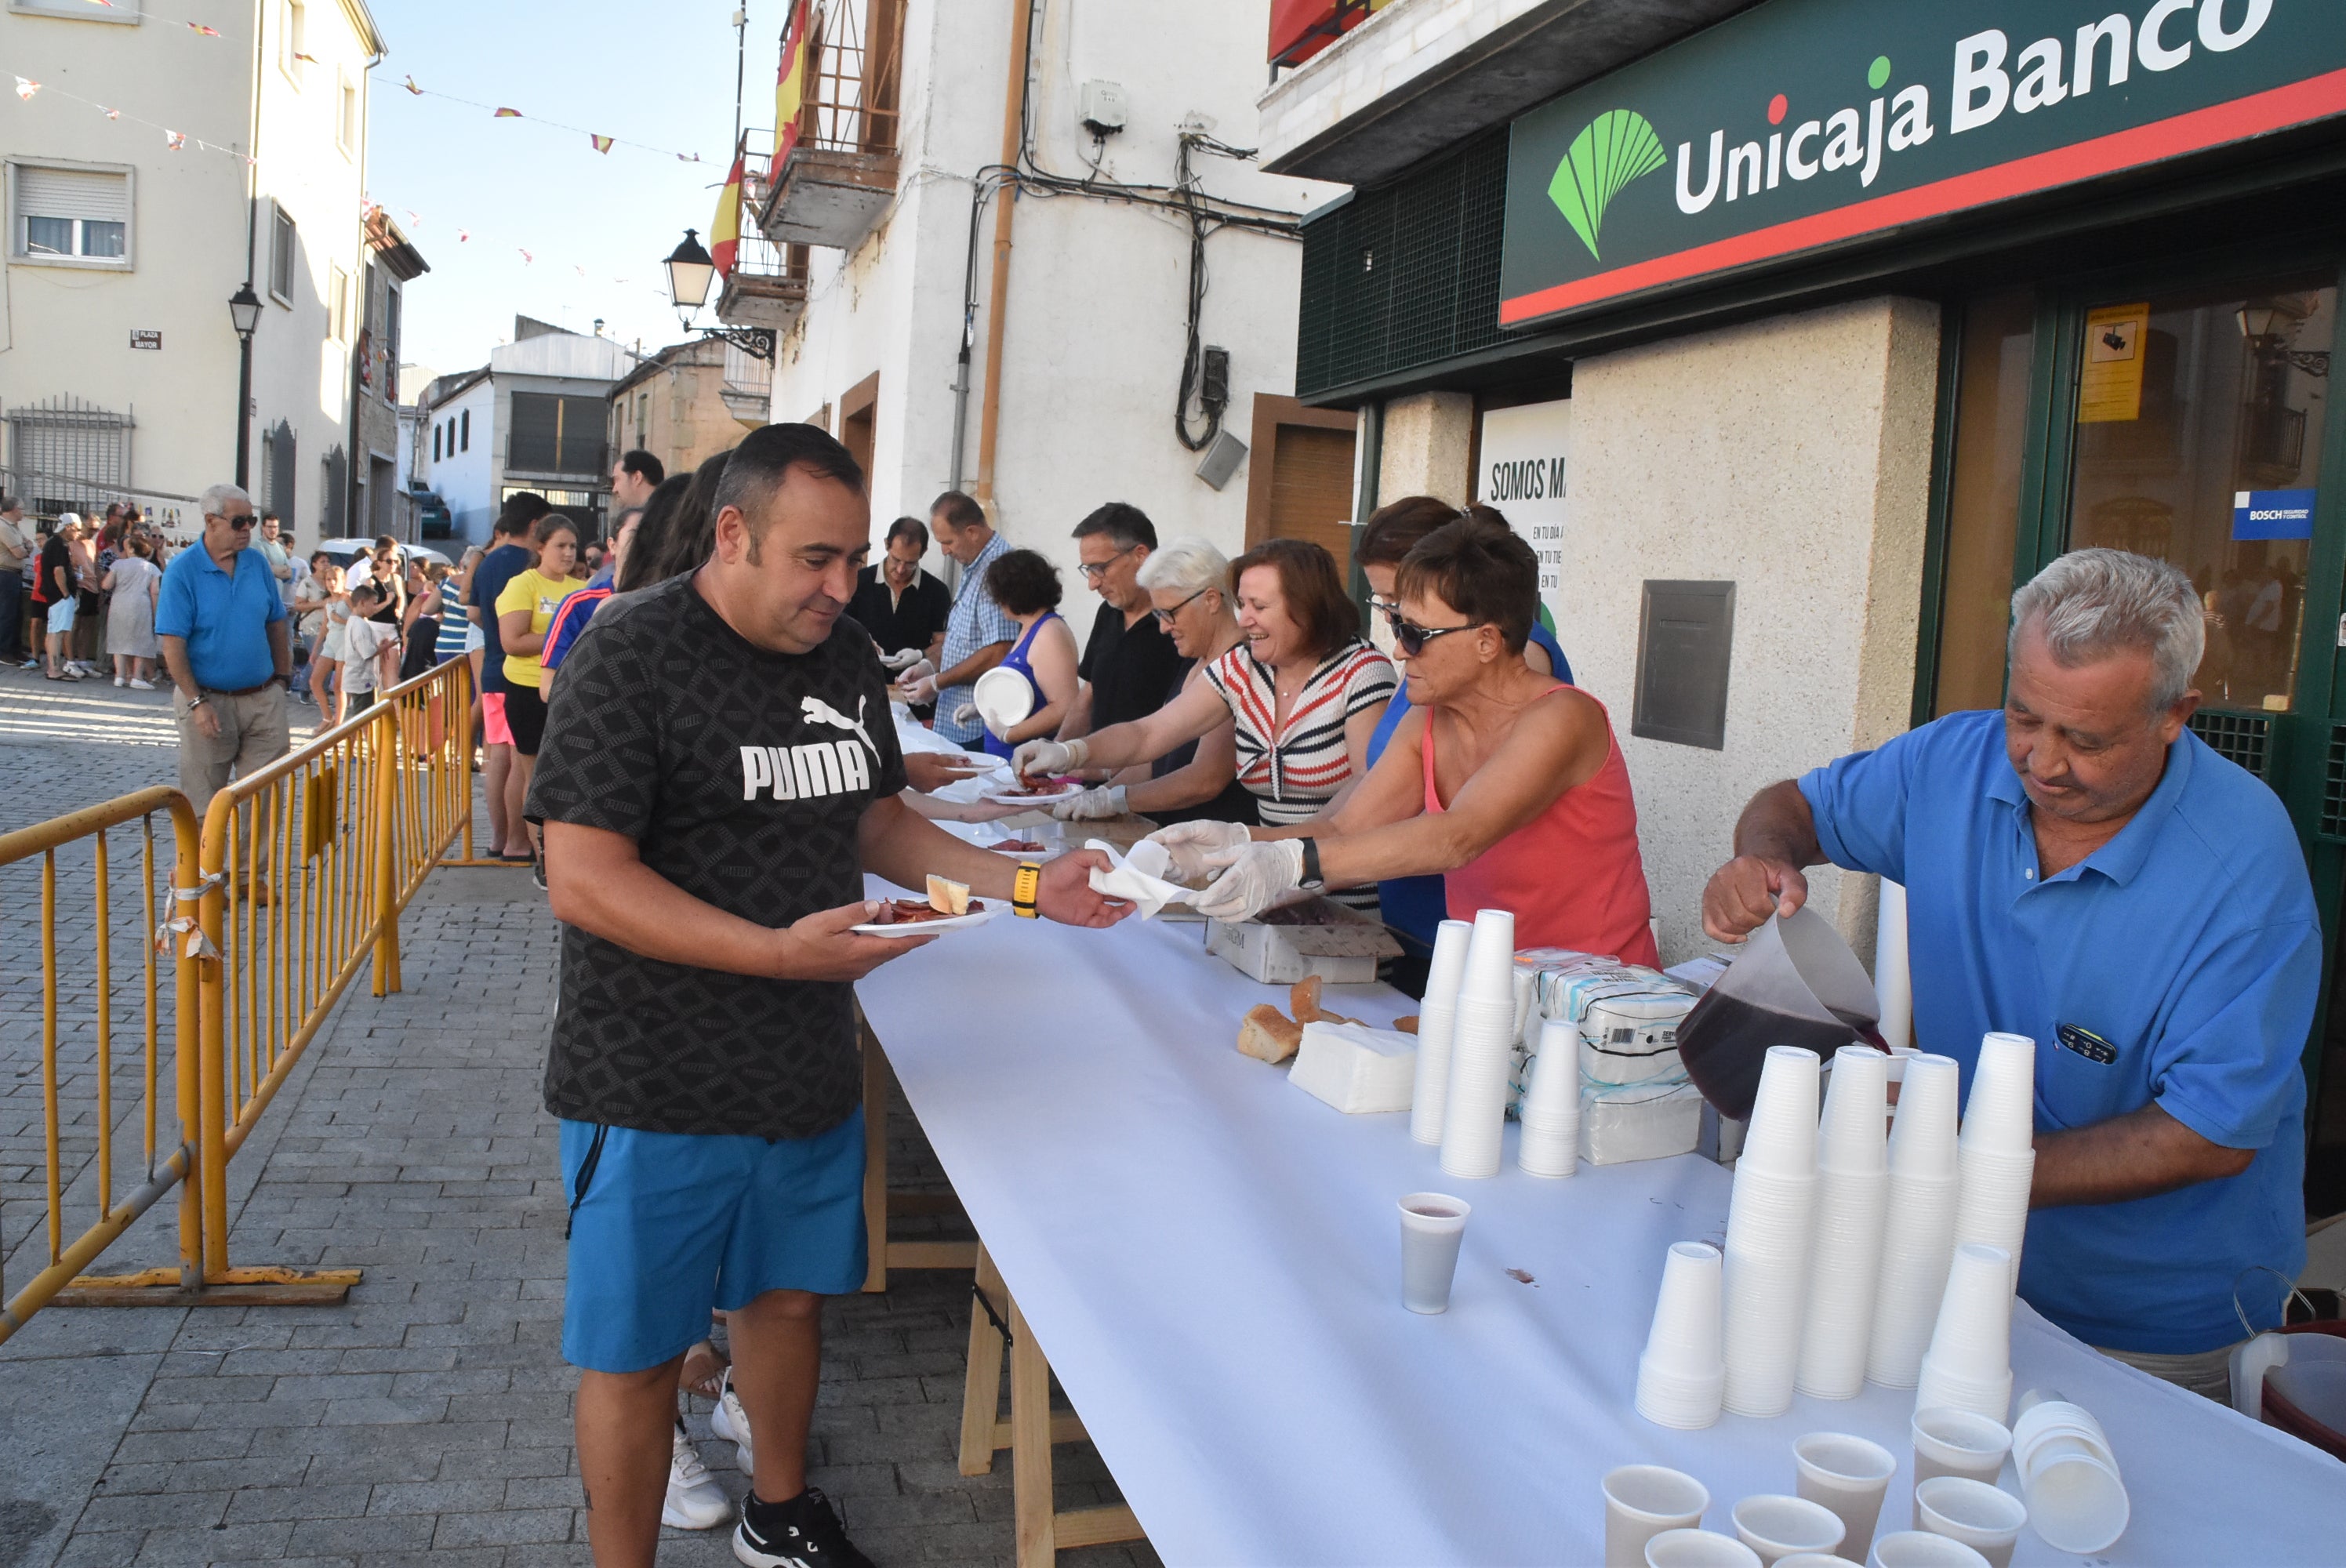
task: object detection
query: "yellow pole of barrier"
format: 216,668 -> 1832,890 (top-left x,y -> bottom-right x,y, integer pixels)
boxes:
198,793 -> 231,1283
169,798 -> 205,1291
371,706 -> 403,998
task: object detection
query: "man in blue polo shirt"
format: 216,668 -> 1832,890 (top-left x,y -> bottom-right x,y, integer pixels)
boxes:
1702,548 -> 2317,1400
156,483 -> 293,812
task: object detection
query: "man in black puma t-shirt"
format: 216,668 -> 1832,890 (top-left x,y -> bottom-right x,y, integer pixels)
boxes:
528,423 -> 1130,1566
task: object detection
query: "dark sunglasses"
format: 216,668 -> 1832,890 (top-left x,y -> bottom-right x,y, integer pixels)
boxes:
1382,603 -> 1476,657
1150,588 -> 1207,626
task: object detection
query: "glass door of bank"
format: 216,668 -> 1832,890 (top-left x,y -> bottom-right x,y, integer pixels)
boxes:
1928,259 -> 2346,1216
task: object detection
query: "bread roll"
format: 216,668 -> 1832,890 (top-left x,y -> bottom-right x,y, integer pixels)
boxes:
1237,1004 -> 1304,1064
1393,1015 -> 1420,1035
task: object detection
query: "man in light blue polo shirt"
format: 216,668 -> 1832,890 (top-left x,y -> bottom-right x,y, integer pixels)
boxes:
895,489 -> 1015,750
1702,548 -> 2317,1399
156,483 -> 293,812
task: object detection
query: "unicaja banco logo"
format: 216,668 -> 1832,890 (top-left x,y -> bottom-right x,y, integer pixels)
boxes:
1547,109 -> 1667,261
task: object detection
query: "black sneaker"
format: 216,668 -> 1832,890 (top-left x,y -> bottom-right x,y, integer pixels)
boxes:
733,1486 -> 872,1568
531,854 -> 548,892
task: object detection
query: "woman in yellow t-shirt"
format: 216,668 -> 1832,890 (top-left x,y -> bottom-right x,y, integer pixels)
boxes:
495,513 -> 580,877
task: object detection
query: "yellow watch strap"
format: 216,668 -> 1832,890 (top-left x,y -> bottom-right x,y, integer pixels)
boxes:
1012,862 -> 1042,918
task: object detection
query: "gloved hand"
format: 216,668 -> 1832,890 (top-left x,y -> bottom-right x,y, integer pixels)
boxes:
898,675 -> 939,705
1052,784 -> 1127,821
898,658 -> 936,684
1010,736 -> 1088,781
953,703 -> 980,728
1190,839 -> 1306,923
1144,818 -> 1253,884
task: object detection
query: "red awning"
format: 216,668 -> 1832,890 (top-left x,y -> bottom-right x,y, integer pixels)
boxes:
1268,0 -> 1383,68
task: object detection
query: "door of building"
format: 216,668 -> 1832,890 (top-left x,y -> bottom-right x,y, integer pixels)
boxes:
1925,255 -> 2346,1214
1246,394 -> 1358,568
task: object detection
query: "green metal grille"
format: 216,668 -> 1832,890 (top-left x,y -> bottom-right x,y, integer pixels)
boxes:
2322,726 -> 2346,840
2188,710 -> 2271,779
1297,131 -> 1509,399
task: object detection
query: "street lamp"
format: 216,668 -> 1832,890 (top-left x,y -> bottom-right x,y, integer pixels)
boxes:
229,282 -> 263,490
662,228 -> 773,361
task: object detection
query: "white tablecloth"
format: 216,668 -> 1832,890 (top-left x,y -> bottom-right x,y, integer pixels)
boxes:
856,877 -> 2346,1566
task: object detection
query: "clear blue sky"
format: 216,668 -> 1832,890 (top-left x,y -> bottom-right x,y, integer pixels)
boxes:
368,0 -> 774,379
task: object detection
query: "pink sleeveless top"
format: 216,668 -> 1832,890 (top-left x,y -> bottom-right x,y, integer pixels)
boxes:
1422,688 -> 1659,967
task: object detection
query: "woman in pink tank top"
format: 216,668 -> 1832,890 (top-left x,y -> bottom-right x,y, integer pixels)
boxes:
1149,513 -> 1660,969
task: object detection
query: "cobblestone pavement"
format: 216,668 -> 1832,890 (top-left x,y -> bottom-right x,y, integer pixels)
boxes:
1,666 -> 1154,1567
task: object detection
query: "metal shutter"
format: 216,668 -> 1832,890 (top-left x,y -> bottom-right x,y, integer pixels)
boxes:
16,165 -> 129,223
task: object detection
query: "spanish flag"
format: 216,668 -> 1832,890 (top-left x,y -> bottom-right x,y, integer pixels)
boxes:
711,151 -> 745,280
768,0 -> 810,183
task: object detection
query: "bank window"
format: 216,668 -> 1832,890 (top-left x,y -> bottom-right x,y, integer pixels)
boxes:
2066,274 -> 2335,714
10,164 -> 132,267
269,204 -> 296,305
1930,291 -> 2037,717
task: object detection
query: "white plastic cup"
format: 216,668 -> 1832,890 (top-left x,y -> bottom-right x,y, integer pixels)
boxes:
2018,1451 -> 2128,1554
1742,1047 -> 1823,1175
1866,1532 -> 1988,1568
1398,1192 -> 1469,1314
1818,1047 -> 1890,1172
1525,1018 -> 1579,1116
1951,1145 -> 2035,1284
1888,1055 -> 1961,1178
1732,1495 -> 1846,1565
1460,906 -> 1517,1006
1638,1242 -> 1725,1428
1604,1465 -> 1709,1568
1793,1432 -> 1896,1562
1797,1159 -> 1890,1400
1646,1529 -> 1762,1568
1519,1114 -> 1581,1179
1409,921 -> 1474,1145
1777,1558 -> 1854,1568
1911,1477 -> 2025,1568
1959,1034 -> 2036,1153
1440,997 -> 1519,1180
1910,1408 -> 2011,1487
1920,1244 -> 2013,1381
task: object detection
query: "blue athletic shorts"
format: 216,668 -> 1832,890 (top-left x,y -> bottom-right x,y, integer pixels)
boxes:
559,1112 -> 868,1374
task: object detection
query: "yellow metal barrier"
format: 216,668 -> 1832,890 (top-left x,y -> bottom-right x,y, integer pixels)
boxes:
0,657 -> 477,1337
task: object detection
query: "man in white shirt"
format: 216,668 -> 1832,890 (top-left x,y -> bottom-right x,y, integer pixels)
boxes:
0,494 -> 28,666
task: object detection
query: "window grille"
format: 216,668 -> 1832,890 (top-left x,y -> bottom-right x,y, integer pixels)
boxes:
5,394 -> 134,516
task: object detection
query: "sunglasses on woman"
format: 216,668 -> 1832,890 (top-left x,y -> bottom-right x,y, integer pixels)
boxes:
1381,603 -> 1476,657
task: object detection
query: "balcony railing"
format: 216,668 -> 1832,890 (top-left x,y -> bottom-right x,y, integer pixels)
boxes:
760,0 -> 904,252
722,341 -> 774,430
718,199 -> 812,331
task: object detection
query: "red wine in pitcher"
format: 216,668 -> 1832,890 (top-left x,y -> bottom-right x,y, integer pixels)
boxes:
1676,989 -> 1887,1121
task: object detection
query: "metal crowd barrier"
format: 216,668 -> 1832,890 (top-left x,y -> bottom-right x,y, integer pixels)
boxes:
0,658 -> 475,1341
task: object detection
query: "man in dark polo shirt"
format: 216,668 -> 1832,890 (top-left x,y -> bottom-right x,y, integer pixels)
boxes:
528,423 -> 1128,1566
1065,503 -> 1186,734
847,515 -> 951,670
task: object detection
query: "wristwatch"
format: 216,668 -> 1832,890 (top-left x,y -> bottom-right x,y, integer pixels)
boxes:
1011,862 -> 1042,919
1298,837 -> 1325,892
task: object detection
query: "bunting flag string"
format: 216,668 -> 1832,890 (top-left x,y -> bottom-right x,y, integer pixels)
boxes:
13,74 -> 254,163
31,0 -> 711,165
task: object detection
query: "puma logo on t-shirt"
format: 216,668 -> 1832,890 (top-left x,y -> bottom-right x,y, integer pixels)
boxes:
800,694 -> 877,756
741,740 -> 873,800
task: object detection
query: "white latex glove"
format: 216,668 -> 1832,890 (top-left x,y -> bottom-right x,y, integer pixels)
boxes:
898,675 -> 939,704
1144,818 -> 1253,884
899,658 -> 936,684
1010,736 -> 1088,781
1052,784 -> 1127,821
1190,839 -> 1306,923
953,702 -> 979,728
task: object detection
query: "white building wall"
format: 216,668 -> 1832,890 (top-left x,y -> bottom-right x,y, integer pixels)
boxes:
1561,297 -> 1940,965
419,378 -> 496,543
0,0 -> 376,544
769,0 -> 1337,619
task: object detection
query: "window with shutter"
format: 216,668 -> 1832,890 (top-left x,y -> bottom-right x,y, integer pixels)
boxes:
270,205 -> 296,303
11,164 -> 131,265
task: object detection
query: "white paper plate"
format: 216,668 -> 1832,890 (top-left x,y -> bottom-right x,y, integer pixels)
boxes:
982,782 -> 1084,805
972,666 -> 1035,731
851,905 -> 1003,938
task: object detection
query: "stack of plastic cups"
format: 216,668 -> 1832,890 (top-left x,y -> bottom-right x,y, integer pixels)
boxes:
1519,1018 -> 1582,1178
1866,1056 -> 1963,1389
1952,1033 -> 2036,1285
1440,910 -> 1520,1179
1723,1046 -> 1822,1417
1914,1243 -> 2015,1421
1797,1047 -> 1891,1400
2010,1395 -> 2129,1554
1636,1241 -> 1726,1428
1409,920 -> 1473,1147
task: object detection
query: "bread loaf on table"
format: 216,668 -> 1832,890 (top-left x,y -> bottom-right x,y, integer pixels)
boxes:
1237,1004 -> 1305,1063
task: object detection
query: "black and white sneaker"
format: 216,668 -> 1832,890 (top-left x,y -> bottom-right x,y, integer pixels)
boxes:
732,1486 -> 873,1568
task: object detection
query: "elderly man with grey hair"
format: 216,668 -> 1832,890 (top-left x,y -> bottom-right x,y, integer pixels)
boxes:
1701,546 -> 2318,1400
155,482 -> 294,813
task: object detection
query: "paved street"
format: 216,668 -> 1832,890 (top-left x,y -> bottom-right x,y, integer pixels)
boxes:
0,668 -> 1152,1568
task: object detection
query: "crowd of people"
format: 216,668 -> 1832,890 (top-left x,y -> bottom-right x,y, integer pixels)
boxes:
11,426 -> 2315,1568
1,495 -> 182,684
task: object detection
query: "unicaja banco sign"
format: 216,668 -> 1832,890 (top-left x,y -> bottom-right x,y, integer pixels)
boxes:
1500,0 -> 2346,328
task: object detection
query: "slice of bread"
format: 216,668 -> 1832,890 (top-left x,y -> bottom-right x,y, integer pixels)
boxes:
1237,1004 -> 1305,1064
925,875 -> 971,916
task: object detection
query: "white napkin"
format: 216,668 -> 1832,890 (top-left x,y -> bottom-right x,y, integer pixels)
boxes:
1085,837 -> 1190,920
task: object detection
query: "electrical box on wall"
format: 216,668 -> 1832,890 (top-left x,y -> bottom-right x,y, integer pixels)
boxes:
1080,81 -> 1129,138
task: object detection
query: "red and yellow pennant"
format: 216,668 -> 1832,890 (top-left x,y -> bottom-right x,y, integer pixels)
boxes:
711,151 -> 746,279
768,0 -> 811,182
590,134 -> 614,154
